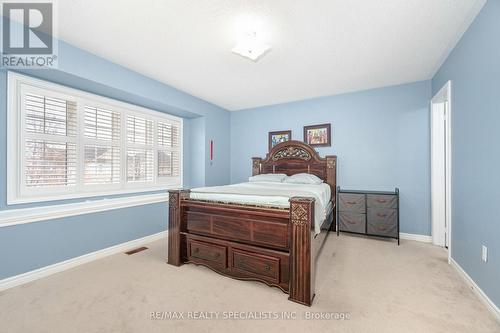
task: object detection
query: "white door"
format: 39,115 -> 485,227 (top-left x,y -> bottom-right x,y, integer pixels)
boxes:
431,101 -> 447,247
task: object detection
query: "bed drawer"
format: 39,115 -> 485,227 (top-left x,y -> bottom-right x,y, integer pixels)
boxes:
187,239 -> 227,268
367,194 -> 397,209
367,208 -> 397,237
231,249 -> 280,284
338,193 -> 365,213
338,211 -> 366,233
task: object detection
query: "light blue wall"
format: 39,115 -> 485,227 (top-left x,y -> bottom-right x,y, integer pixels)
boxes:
432,0 -> 499,308
189,117 -> 206,188
0,37 -> 231,279
0,203 -> 167,279
231,81 -> 432,236
205,111 -> 231,187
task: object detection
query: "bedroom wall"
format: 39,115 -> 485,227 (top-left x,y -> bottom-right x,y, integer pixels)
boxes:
231,80 -> 432,236
0,38 -> 231,279
432,0 -> 500,308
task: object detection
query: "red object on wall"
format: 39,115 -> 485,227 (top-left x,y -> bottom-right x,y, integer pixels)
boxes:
210,140 -> 213,161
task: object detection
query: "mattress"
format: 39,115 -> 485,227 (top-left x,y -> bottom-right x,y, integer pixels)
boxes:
189,181 -> 332,234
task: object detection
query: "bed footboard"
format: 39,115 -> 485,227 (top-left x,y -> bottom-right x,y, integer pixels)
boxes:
167,193 -> 323,306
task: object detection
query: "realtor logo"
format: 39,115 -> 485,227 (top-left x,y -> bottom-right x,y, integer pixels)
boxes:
1,1 -> 57,68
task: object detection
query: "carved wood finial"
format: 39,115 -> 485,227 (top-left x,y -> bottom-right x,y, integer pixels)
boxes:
290,197 -> 315,226
252,157 -> 262,176
291,205 -> 309,225
169,194 -> 178,206
327,159 -> 336,169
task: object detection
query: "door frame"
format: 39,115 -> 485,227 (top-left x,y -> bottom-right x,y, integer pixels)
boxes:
430,81 -> 452,263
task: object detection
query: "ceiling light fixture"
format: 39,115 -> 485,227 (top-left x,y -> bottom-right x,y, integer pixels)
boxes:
232,32 -> 271,62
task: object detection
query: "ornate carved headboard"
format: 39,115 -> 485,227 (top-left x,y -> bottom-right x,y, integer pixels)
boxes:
252,140 -> 337,201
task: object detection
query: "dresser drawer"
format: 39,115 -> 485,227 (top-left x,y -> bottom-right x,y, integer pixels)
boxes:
231,249 -> 280,284
367,194 -> 397,209
338,193 -> 365,212
367,208 -> 397,237
187,239 -> 227,268
338,211 -> 366,233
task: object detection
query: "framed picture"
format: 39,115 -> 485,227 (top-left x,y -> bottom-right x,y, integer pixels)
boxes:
268,130 -> 292,151
303,123 -> 331,147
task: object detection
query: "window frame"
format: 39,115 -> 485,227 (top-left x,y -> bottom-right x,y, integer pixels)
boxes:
7,72 -> 183,205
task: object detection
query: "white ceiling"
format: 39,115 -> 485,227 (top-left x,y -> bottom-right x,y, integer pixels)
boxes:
58,0 -> 485,111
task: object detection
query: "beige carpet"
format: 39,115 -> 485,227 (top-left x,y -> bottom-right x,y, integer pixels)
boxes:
0,234 -> 498,333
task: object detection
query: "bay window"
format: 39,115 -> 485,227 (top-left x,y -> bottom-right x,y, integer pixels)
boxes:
7,72 -> 183,204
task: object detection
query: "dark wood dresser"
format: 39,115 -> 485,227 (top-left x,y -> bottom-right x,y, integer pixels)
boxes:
336,187 -> 400,245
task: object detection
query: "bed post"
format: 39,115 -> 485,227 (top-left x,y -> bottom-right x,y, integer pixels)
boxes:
289,197 -> 315,306
168,189 -> 190,266
326,155 -> 337,231
252,157 -> 262,176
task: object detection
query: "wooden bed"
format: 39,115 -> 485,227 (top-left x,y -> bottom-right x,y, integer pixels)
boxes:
167,140 -> 337,306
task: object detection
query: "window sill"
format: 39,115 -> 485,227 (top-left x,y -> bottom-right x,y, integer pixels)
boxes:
0,192 -> 174,228
8,184 -> 182,206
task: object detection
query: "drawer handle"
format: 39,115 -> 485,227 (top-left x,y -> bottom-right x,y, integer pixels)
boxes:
377,226 -> 388,231
264,264 -> 271,271
346,201 -> 357,205
214,253 -> 221,259
376,198 -> 387,203
346,220 -> 357,225
377,213 -> 387,218
193,247 -> 199,254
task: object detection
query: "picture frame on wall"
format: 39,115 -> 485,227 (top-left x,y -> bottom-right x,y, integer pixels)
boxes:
268,130 -> 292,151
303,123 -> 331,147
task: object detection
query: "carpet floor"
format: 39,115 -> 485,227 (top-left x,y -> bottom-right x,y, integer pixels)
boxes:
0,234 -> 498,333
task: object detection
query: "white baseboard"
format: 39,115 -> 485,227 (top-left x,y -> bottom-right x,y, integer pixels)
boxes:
0,231 -> 167,292
450,257 -> 500,323
399,232 -> 432,243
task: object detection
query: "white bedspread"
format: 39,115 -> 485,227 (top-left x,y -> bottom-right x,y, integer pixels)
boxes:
189,182 -> 331,234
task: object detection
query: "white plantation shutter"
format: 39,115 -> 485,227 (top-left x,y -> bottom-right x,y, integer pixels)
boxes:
25,140 -> 77,187
127,115 -> 153,145
157,121 -> 181,179
84,106 -> 121,141
83,106 -> 121,185
25,93 -> 77,136
157,121 -> 179,147
23,92 -> 77,189
126,115 -> 154,183
126,149 -> 154,182
9,73 -> 182,203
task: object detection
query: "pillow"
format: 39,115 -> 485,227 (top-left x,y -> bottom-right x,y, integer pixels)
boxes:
284,173 -> 323,185
248,173 -> 288,183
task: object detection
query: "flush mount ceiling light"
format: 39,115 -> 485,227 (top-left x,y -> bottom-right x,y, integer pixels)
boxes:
232,32 -> 271,62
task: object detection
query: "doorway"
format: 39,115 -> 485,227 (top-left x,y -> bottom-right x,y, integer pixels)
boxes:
431,81 -> 452,258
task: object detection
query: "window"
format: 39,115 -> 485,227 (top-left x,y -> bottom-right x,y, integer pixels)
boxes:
24,93 -> 78,189
83,106 -> 121,186
7,72 -> 183,204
